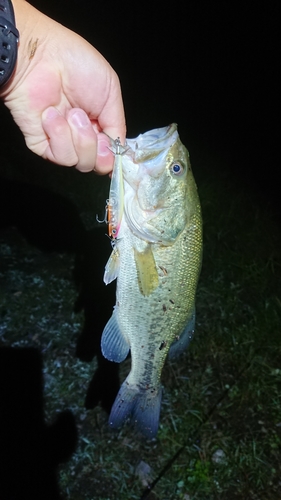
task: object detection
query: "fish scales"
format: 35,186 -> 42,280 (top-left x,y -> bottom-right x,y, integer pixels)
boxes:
117,216 -> 201,380
101,124 -> 202,438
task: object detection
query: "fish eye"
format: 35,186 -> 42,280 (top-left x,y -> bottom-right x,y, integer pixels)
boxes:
170,162 -> 184,176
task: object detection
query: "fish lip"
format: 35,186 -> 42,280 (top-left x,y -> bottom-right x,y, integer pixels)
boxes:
126,123 -> 178,153
122,124 -> 179,185
121,123 -> 184,242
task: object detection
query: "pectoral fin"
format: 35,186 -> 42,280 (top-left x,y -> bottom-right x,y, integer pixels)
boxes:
134,245 -> 159,296
103,246 -> 120,285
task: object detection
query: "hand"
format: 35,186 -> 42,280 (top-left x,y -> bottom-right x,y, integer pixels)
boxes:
0,0 -> 126,173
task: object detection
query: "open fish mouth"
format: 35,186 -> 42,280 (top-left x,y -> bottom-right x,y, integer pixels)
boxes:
120,123 -> 189,243
126,127 -> 171,150
122,124 -> 180,191
126,123 -> 178,159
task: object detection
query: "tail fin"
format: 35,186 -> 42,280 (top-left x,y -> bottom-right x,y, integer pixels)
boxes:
109,378 -> 162,439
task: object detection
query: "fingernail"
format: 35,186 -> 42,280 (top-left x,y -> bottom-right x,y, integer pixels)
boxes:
42,106 -> 61,121
98,138 -> 111,157
70,110 -> 90,128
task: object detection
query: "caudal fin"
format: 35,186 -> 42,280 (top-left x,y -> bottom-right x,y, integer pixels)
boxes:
109,378 -> 162,439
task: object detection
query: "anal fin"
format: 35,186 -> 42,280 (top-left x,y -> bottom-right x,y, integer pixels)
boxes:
101,312 -> 130,363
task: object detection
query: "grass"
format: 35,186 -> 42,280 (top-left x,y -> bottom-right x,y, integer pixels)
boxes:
0,146 -> 281,499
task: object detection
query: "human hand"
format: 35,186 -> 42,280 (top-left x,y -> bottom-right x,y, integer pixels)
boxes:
0,0 -> 126,173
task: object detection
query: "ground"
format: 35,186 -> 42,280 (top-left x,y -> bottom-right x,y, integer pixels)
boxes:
0,141 -> 281,499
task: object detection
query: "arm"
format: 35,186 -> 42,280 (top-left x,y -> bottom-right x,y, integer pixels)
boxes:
0,0 -> 126,173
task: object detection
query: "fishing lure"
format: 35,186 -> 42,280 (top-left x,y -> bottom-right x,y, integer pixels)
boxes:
107,137 -> 125,240
96,137 -> 126,238
102,137 -> 127,285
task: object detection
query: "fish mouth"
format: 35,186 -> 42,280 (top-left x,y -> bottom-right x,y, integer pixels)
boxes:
121,124 -> 182,243
125,123 -> 178,163
122,124 -> 179,190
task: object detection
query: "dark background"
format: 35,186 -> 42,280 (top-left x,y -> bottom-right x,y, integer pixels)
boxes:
30,0 -> 279,211
1,0 -> 280,212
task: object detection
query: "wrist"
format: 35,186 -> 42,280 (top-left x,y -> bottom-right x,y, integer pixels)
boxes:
0,0 -> 52,99
0,0 -> 19,89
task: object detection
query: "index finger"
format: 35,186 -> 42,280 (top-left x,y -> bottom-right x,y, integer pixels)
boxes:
96,71 -> 126,144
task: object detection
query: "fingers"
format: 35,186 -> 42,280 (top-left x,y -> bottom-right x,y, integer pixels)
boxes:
68,108 -> 112,173
42,107 -> 79,166
42,107 -> 114,172
93,70 -> 127,146
95,133 -> 114,174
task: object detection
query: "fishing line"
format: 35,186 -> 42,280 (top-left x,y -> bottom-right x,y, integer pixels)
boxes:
139,354 -> 256,499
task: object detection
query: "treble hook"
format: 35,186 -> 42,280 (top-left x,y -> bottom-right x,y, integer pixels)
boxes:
96,199 -> 109,224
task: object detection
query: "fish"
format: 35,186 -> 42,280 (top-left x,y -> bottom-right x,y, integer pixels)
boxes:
101,123 -> 203,438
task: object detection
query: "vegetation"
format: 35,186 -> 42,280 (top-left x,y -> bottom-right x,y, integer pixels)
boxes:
0,148 -> 280,499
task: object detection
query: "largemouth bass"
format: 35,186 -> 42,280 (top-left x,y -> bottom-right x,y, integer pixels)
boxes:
101,124 -> 202,438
